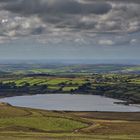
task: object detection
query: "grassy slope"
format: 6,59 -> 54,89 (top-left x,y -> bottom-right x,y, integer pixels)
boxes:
0,103 -> 140,140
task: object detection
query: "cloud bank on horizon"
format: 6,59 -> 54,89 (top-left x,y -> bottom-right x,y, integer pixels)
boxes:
0,0 -> 140,46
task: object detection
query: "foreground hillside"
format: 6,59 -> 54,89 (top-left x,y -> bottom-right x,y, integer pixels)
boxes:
0,103 -> 140,140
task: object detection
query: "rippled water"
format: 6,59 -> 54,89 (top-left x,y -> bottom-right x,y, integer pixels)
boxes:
0,94 -> 140,112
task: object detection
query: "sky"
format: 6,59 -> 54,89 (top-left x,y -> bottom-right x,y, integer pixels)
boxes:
0,0 -> 140,60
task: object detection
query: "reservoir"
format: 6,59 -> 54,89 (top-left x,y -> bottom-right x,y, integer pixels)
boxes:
0,94 -> 140,112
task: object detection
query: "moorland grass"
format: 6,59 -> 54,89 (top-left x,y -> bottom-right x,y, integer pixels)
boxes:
0,117 -> 87,132
0,104 -> 140,140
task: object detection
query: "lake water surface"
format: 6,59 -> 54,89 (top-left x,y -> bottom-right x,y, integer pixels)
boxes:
0,94 -> 140,112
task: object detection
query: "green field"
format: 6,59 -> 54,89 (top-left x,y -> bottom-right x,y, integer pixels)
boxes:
0,103 -> 140,140
1,72 -> 140,103
1,63 -> 140,75
1,76 -> 86,93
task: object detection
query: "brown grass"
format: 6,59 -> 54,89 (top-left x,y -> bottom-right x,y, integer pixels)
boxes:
0,103 -> 140,140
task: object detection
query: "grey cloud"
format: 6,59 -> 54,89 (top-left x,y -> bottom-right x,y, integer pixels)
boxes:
0,0 -> 112,37
31,26 -> 46,35
0,0 -> 18,2
3,0 -> 112,15
0,0 -> 140,46
98,39 -> 114,45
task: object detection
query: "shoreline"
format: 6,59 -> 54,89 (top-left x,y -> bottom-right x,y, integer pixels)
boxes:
0,102 -> 140,113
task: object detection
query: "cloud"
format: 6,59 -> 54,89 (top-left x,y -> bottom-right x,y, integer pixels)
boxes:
0,36 -> 10,44
0,16 -> 45,37
130,38 -> 140,45
2,0 -> 112,15
98,39 -> 114,46
0,0 -> 140,46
